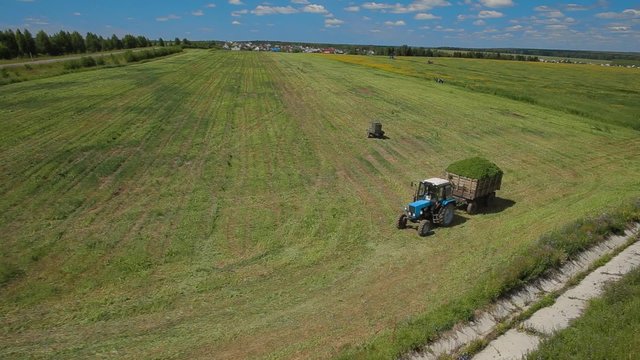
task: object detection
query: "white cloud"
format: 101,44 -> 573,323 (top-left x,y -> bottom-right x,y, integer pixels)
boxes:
565,4 -> 588,11
192,10 -> 204,16
546,24 -> 568,30
473,19 -> 486,25
544,11 -> 565,18
607,25 -> 631,32
324,18 -> 344,27
72,12 -> 81,16
303,4 -> 328,13
229,0 -> 243,5
415,13 -> 440,20
479,0 -> 513,8
370,29 -> 381,32
344,6 -> 360,12
291,0 -> 310,3
596,9 -> 640,19
205,3 -> 216,8
505,24 -> 524,31
156,14 -> 181,21
384,20 -> 406,26
25,16 -> 48,25
534,6 -> 554,12
232,9 -> 248,16
362,0 -> 450,14
232,20 -> 241,25
362,2 -> 394,10
478,10 -> 503,18
251,5 -> 298,15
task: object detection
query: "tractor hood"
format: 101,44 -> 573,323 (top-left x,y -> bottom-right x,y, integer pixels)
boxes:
409,199 -> 431,208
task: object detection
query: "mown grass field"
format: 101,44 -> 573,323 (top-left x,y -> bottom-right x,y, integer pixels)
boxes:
331,55 -> 640,130
1,49 -> 639,359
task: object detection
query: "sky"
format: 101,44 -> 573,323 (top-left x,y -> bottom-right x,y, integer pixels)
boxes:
2,0 -> 639,52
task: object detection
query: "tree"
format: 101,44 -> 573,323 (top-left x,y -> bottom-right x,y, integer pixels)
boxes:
182,38 -> 190,46
15,29 -> 27,57
123,34 -> 137,49
70,31 -> 85,53
136,36 -> 148,47
158,38 -> 165,47
23,29 -> 36,56
85,32 -> 101,53
35,30 -> 52,55
3,30 -> 19,58
111,34 -> 123,49
0,43 -> 10,59
174,37 -> 181,45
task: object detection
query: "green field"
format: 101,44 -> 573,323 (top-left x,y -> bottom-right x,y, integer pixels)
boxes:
528,265 -> 640,360
1,49 -> 639,359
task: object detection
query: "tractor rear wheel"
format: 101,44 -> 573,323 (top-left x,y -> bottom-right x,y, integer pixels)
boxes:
396,214 -> 407,229
442,203 -> 455,226
466,201 -> 477,215
418,220 -> 431,237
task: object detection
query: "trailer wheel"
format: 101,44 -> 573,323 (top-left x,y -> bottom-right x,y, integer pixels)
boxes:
466,201 -> 477,214
485,192 -> 496,207
442,203 -> 455,226
418,220 -> 431,237
396,214 -> 407,229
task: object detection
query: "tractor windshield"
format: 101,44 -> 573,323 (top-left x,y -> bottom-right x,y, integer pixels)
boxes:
416,182 -> 435,200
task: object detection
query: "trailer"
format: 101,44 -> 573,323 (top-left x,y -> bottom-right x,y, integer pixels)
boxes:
445,171 -> 502,214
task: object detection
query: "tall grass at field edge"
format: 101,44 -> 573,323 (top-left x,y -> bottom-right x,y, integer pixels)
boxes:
0,47 -> 184,85
337,198 -> 640,359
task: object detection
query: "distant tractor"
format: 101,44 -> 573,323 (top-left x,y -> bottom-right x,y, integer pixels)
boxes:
396,178 -> 457,236
367,122 -> 385,138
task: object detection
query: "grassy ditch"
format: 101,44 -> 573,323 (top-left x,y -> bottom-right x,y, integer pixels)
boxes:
527,264 -> 640,359
0,46 -> 183,85
338,199 -> 640,359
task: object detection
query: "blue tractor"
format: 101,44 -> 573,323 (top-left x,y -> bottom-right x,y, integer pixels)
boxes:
396,178 -> 457,236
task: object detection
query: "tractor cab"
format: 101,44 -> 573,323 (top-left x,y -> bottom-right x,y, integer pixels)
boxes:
413,178 -> 452,202
397,178 -> 457,236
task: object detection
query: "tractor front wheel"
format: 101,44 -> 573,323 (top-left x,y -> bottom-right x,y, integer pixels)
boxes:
418,220 -> 431,237
442,203 -> 455,226
396,214 -> 408,229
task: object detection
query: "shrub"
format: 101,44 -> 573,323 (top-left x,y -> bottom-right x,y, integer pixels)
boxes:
96,57 -> 105,66
123,50 -> 136,63
110,53 -> 120,65
80,56 -> 96,67
63,59 -> 82,70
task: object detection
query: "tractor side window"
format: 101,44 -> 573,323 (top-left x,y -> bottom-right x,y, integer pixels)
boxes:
437,187 -> 444,200
445,186 -> 452,198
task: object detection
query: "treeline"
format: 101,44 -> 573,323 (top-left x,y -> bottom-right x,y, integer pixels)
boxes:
378,45 -> 539,61
0,29 -> 155,59
464,48 -> 640,62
